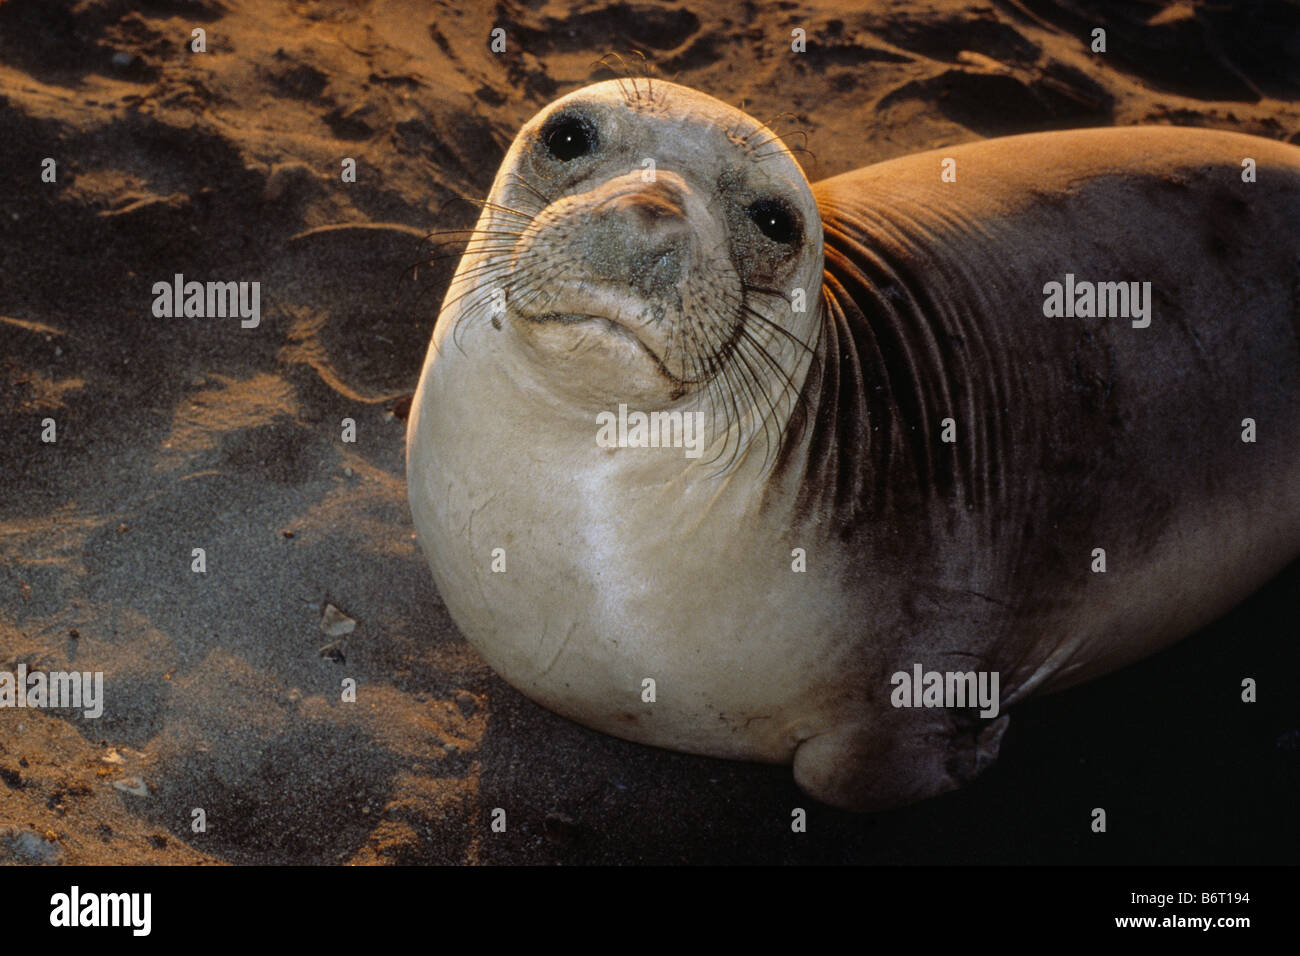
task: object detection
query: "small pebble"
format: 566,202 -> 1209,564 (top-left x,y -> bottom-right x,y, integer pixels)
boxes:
112,777 -> 148,797
0,829 -> 61,864
320,603 -> 356,637
543,812 -> 578,848
453,691 -> 477,718
318,642 -> 346,664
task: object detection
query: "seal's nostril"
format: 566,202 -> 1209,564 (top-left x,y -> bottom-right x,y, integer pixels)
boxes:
630,192 -> 685,222
605,189 -> 688,233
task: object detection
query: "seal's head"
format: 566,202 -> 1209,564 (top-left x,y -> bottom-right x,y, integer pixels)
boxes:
439,79 -> 824,454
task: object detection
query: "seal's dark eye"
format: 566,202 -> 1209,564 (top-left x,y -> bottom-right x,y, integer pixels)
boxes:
544,117 -> 595,161
747,199 -> 797,244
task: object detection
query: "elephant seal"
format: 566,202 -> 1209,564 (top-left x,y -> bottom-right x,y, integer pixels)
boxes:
406,78 -> 1300,810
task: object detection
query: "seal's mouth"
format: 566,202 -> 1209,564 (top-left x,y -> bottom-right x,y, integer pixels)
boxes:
524,310 -> 671,371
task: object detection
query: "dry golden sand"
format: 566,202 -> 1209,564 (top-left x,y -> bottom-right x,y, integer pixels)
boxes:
0,0 -> 1297,864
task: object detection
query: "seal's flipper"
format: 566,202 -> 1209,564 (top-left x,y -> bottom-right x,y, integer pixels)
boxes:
793,713 -> 1009,812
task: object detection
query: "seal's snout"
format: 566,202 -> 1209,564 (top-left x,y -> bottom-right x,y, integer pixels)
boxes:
581,177 -> 694,294
504,156 -> 759,393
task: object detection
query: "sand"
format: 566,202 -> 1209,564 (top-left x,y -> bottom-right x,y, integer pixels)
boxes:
0,0 -> 1297,865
